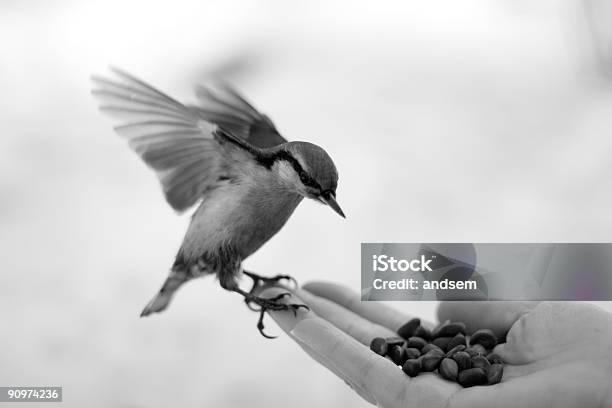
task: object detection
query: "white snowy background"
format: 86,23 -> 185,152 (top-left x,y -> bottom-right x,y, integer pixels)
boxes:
1,0 -> 612,407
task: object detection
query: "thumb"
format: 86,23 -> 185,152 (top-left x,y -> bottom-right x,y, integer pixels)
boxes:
437,301 -> 539,341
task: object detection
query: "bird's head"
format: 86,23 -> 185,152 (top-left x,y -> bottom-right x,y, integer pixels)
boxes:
270,141 -> 345,218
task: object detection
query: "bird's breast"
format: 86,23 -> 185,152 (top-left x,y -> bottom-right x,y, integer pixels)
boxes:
180,176 -> 303,263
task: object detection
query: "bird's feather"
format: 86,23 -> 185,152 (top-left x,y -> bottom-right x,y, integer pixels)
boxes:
91,67 -> 260,212
190,82 -> 287,148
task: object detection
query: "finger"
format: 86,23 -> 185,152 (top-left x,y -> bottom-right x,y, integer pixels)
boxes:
293,319 -> 457,408
258,288 -> 359,389
258,286 -> 314,333
259,287 -> 377,404
450,364 -> 591,408
292,286 -> 397,345
303,281 -> 435,332
264,287 -> 455,407
437,301 -> 539,340
294,336 -> 377,405
291,318 -> 415,407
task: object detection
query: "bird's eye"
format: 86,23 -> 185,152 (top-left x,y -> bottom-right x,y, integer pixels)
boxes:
299,171 -> 309,183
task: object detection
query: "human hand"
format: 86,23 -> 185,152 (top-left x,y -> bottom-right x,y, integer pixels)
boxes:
260,282 -> 612,408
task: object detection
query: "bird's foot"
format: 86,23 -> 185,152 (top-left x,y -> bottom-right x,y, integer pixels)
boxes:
241,291 -> 309,339
242,270 -> 298,311
243,270 -> 298,289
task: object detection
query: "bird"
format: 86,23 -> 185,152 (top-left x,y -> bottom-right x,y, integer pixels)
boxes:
91,68 -> 345,337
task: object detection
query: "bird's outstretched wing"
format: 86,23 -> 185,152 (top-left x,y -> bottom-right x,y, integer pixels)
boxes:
191,82 -> 287,148
91,67 -> 259,213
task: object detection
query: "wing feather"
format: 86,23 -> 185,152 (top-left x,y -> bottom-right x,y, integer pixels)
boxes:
191,82 -> 287,148
99,106 -> 192,123
92,89 -> 187,113
114,121 -> 197,137
91,75 -> 180,103
91,67 -> 256,212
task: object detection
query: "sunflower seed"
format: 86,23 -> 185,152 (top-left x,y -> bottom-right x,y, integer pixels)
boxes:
457,368 -> 487,387
453,351 -> 472,371
370,337 -> 388,356
486,364 -> 504,385
439,358 -> 459,381
397,318 -> 421,339
406,336 -> 428,350
469,329 -> 498,350
402,358 -> 421,377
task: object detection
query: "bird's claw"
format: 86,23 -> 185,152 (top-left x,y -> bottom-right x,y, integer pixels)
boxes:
257,313 -> 278,339
243,271 -> 299,294
242,291 -> 308,338
239,271 -> 305,337
244,297 -> 262,312
289,303 -> 310,317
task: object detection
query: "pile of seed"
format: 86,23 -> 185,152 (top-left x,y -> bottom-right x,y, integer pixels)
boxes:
369,318 -> 504,387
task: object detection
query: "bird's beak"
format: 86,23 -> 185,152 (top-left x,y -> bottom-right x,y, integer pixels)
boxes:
321,193 -> 346,218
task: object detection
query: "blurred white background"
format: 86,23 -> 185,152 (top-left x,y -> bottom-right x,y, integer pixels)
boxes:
1,0 -> 612,407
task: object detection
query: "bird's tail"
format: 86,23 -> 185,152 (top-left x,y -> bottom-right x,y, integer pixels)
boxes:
140,270 -> 188,317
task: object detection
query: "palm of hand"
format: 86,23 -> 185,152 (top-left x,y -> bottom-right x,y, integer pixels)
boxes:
261,283 -> 612,408
478,301 -> 612,408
